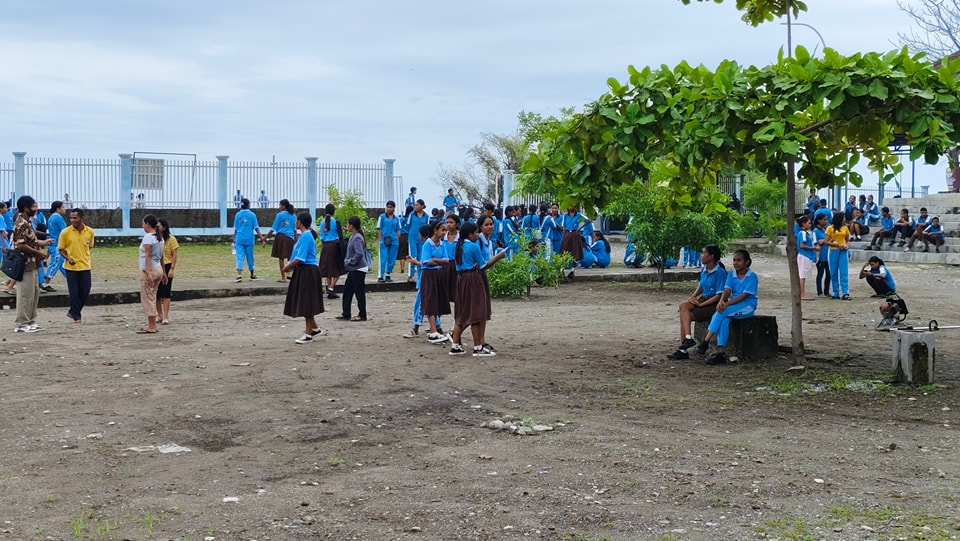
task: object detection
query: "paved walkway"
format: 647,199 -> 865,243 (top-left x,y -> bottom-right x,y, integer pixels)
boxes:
0,266 -> 699,309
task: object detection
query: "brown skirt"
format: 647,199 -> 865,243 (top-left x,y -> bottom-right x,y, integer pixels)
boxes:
398,233 -> 410,259
318,240 -> 346,278
455,271 -> 490,327
441,260 -> 458,302
419,268 -> 451,316
560,231 -> 586,261
271,233 -> 295,260
283,264 -> 324,317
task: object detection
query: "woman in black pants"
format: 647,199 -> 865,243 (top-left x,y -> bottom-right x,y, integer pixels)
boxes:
339,216 -> 368,321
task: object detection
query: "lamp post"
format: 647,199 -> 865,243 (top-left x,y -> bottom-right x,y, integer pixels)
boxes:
780,22 -> 827,56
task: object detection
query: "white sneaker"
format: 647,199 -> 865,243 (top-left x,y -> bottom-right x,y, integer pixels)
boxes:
472,346 -> 496,357
427,332 -> 449,344
14,325 -> 42,333
294,334 -> 313,344
402,328 -> 419,339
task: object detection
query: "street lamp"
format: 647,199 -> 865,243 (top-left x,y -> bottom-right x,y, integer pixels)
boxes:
780,22 -> 827,56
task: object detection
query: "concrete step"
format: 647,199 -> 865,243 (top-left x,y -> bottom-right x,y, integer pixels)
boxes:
776,244 -> 960,264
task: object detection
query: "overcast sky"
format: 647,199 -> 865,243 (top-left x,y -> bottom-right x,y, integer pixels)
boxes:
0,0 -> 950,205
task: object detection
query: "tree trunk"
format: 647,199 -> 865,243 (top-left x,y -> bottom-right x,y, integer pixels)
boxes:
949,147 -> 960,192
658,264 -> 665,289
785,155 -> 805,364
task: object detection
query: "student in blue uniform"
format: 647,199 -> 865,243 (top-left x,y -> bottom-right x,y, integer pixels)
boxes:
541,203 -> 564,255
232,198 -> 264,282
414,221 -> 451,344
921,216 -> 945,252
397,204 -> 413,276
859,256 -> 896,298
906,207 -> 931,251
867,207 -> 894,250
282,212 -> 324,344
560,205 -> 589,261
406,200 -> 430,283
796,215 -> 817,300
318,203 -> 346,299
403,223 -> 444,339
521,204 -> 541,240
590,231 -> 612,268
863,195 -> 880,226
442,189 -> 459,215
667,245 -> 727,360
265,199 -> 297,282
694,249 -> 758,365
448,222 -> 505,357
891,208 -> 916,248
849,208 -> 870,241
404,187 -> 417,211
814,213 -> 831,296
42,201 -> 68,292
377,201 -> 401,282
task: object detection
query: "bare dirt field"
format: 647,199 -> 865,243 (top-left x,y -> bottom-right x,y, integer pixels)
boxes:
1,254 -> 958,541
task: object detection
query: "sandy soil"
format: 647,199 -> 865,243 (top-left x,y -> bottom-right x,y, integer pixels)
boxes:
1,254 -> 958,541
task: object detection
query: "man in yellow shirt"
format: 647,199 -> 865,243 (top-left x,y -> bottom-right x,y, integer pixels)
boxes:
58,209 -> 95,324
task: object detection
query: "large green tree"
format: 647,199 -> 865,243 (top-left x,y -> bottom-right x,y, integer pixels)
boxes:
521,46 -> 960,362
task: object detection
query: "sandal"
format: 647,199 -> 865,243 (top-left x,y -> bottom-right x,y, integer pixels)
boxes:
350,316 -> 366,322
136,328 -> 158,334
841,294 -> 851,301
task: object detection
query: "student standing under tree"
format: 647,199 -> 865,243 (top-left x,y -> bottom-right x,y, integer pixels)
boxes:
826,212 -> 852,300
58,208 -> 94,325
814,213 -> 831,297
282,212 -> 325,344
796,215 -> 817,300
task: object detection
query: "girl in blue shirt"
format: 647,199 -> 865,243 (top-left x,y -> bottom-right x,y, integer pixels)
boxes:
405,201 -> 430,283
589,231 -> 611,268
413,221 -> 451,344
859,256 -> 896,298
318,204 -> 346,299
797,215 -> 817,300
449,222 -> 505,357
540,203 -> 564,256
695,249 -> 758,365
398,204 -> 413,276
667,245 -> 727,359
282,212 -> 324,344
521,204 -> 541,240
266,199 -> 297,282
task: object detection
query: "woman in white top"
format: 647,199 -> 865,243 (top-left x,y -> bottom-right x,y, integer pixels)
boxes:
137,214 -> 166,334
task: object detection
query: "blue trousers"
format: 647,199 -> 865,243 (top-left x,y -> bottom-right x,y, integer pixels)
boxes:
379,240 -> 398,277
235,243 -> 255,271
46,247 -> 65,281
409,240 -> 423,278
816,260 -> 831,296
828,249 -> 849,297
707,300 -> 756,347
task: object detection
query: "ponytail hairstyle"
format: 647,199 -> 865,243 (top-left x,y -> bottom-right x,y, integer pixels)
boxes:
143,214 -> 161,241
734,248 -> 752,268
240,198 -> 251,210
456,222 -> 479,266
297,211 -> 318,240
158,217 -> 171,241
418,223 -> 433,241
868,255 -> 884,266
280,198 -> 294,214
323,203 -> 335,232
797,215 -> 810,228
703,244 -> 725,270
431,219 -> 445,238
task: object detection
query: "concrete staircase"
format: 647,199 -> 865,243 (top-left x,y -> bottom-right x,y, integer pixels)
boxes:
782,193 -> 960,265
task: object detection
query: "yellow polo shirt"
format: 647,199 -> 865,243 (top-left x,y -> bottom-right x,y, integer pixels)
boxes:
58,225 -> 96,271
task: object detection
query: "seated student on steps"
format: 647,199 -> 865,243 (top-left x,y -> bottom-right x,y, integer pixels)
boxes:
867,207 -> 894,250
921,216 -> 945,253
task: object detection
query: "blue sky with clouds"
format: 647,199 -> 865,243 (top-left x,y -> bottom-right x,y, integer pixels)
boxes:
0,0 -> 950,205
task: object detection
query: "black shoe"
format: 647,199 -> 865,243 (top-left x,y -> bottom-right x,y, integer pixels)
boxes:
936,247 -> 941,253
897,241 -> 905,247
695,342 -> 709,355
41,284 -> 56,292
679,338 -> 696,350
707,352 -> 728,365
377,277 -> 385,283
384,275 -> 393,282
667,350 -> 690,360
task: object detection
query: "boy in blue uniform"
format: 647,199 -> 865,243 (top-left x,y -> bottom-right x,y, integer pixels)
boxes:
867,207 -> 894,250
905,207 -> 931,251
377,201 -> 401,282
892,208 -> 916,248
442,189 -> 458,215
405,200 -> 430,282
42,201 -> 68,292
921,217 -> 944,252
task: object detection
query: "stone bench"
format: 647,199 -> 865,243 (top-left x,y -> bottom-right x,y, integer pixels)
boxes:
694,315 -> 779,361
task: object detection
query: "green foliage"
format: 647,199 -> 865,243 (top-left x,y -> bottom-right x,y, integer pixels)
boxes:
325,185 -> 378,256
522,48 -> 960,213
681,0 -> 808,26
740,172 -> 788,241
486,240 -> 573,298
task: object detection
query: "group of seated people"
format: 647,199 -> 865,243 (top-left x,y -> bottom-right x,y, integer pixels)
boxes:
807,191 -> 946,253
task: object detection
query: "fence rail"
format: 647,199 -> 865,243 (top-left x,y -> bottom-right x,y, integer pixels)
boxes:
0,153 -> 398,210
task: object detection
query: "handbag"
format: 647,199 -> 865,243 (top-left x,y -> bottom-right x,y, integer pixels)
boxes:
2,248 -> 27,281
382,234 -> 393,247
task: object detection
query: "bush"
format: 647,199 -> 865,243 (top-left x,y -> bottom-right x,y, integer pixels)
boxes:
487,243 -> 573,298
324,185 -> 378,257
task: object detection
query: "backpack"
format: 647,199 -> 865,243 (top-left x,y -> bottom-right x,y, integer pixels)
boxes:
336,219 -> 349,263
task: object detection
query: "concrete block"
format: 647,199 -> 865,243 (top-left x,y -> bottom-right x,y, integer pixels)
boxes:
891,330 -> 936,384
694,315 -> 779,361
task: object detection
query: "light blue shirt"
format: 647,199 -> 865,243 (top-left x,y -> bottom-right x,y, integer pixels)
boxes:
290,231 -> 318,266
420,238 -> 444,270
798,229 -> 817,262
724,269 -> 759,310
699,264 -> 728,298
233,209 -> 260,245
47,212 -> 67,248
270,210 -> 296,240
457,240 -> 483,271
443,195 -> 458,213
319,216 -> 340,242
870,264 -> 896,292
378,213 -> 400,240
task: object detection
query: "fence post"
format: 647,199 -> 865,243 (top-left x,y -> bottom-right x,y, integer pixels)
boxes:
119,153 -> 132,231
12,151 -> 26,202
217,156 -> 229,230
305,157 -> 318,217
383,158 -> 396,207
502,169 -> 515,206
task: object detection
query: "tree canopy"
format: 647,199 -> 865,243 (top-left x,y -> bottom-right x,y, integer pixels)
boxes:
680,0 -> 807,26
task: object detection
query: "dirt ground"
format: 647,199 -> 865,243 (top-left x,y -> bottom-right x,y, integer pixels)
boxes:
1,254 -> 958,541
